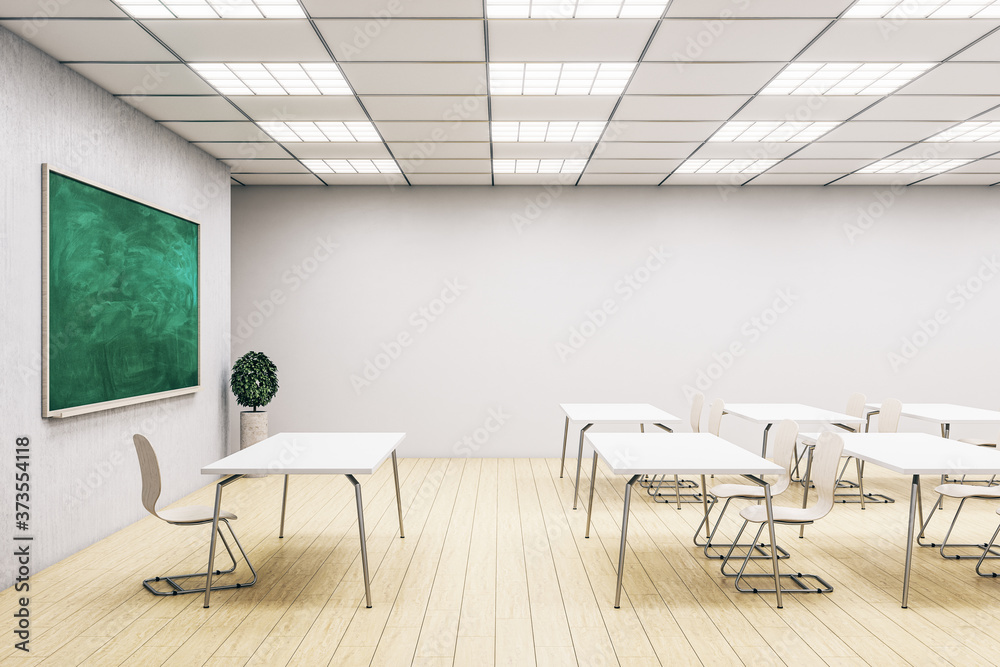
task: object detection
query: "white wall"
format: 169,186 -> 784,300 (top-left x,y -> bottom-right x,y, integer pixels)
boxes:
231,184 -> 1000,459
0,27 -> 231,588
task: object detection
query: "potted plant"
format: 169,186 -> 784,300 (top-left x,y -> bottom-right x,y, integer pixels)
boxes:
231,351 -> 279,465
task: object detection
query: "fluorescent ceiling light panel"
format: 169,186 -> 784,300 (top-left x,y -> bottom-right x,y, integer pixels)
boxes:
493,159 -> 588,173
858,158 -> 972,173
302,159 -> 400,174
189,63 -> 351,95
710,121 -> 840,142
760,63 -> 933,96
489,63 -> 635,95
844,0 -> 1000,18
485,0 -> 668,18
258,121 -> 380,142
491,121 -> 606,142
116,0 -> 305,19
675,159 -> 779,174
927,121 -> 1000,142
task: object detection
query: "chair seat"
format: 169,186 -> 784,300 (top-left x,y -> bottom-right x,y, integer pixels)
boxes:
959,438 -> 997,448
710,483 -> 764,499
740,504 -> 823,525
159,506 -> 237,524
933,484 -> 1000,499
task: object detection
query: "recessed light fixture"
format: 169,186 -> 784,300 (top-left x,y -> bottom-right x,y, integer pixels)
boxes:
116,0 -> 304,18
675,159 -> 779,174
258,121 -> 380,142
302,159 -> 401,174
485,0 -> 668,18
927,121 -> 1000,142
493,159 -> 588,173
710,121 -> 840,143
491,121 -> 606,142
858,158 -> 972,173
760,63 -> 933,96
489,63 -> 635,95
844,0 -> 1000,18
189,63 -> 351,95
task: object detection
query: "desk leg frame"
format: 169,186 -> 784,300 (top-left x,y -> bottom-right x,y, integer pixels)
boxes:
573,423 -> 594,510
204,474 -> 245,609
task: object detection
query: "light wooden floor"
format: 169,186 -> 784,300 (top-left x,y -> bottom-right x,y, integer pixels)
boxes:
4,457 -> 1000,667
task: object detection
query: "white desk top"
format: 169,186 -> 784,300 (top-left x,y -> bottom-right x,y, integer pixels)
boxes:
202,432 -> 406,476
560,403 -> 682,424
802,433 -> 1000,475
865,403 -> 1000,424
724,403 -> 864,425
585,433 -> 784,476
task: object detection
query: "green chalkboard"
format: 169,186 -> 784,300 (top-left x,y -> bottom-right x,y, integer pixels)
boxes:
43,166 -> 200,417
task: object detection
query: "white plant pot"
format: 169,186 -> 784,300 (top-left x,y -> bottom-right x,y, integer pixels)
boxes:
240,410 -> 268,478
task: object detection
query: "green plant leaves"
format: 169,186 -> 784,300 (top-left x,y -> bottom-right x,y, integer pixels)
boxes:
230,351 -> 279,411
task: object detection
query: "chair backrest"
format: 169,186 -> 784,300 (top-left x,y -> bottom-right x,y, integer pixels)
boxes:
769,419 -> 799,495
879,398 -> 903,433
809,432 -> 846,519
133,434 -> 161,518
845,392 -> 866,419
689,391 -> 705,433
707,399 -> 725,437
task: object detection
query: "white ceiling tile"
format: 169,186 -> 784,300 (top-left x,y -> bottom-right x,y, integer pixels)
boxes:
766,158 -> 872,173
818,120 -> 954,141
733,95 -> 879,121
301,0 -> 484,17
361,95 -> 488,121
831,173 -> 919,185
233,173 -> 325,185
799,20 -> 999,61
893,142 -> 1000,159
490,96 -> 617,120
374,120 -> 489,141
917,173 -> 1000,184
593,142 -> 700,158
951,29 -> 1000,61
792,141 -> 909,158
854,95 -> 1000,121
666,0 -> 854,18
318,173 -> 408,184
160,121 -> 270,142
492,143 -> 595,158
663,173 -> 754,185
398,158 -> 491,173
227,96 -> 367,121
224,159 -> 309,173
947,158 -> 1000,173
409,174 -> 493,184
494,174 -> 579,185
68,63 -> 216,94
340,63 -> 486,94
489,19 -> 656,62
0,19 -> 174,61
0,0 -> 125,17
692,142 -> 804,159
578,173 -> 665,184
976,107 -> 1000,120
119,95 -> 245,121
284,142 -> 391,158
605,120 -> 722,141
747,173 -> 840,184
194,142 -> 291,159
586,159 -> 678,173
614,95 -> 749,120
143,20 -> 329,61
646,19 -> 827,62
629,63 -> 784,94
390,142 -> 491,159
900,64 -> 1000,94
317,19 -> 484,61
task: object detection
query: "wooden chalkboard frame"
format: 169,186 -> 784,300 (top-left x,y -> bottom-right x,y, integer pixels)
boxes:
42,164 -> 201,418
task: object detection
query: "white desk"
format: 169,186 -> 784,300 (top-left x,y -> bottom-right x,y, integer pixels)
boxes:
583,433 -> 785,608
559,404 -> 683,510
723,403 -> 864,458
799,432 -> 1000,607
201,432 -> 406,609
865,403 -> 1000,438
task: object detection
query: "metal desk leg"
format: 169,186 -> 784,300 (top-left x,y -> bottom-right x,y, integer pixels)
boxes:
761,423 -> 773,458
902,474 -> 920,609
559,416 -> 570,478
392,450 -> 405,538
573,423 -> 593,510
799,447 -> 814,539
347,474 -> 372,608
204,475 -> 243,608
585,452 -> 599,538
763,483 -> 783,609
279,474 -> 290,538
939,424 -> 950,509
701,475 -> 710,539
615,474 -> 641,609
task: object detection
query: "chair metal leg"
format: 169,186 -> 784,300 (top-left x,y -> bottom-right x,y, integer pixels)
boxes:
723,520 -> 832,597
392,450 -> 405,539
146,518 -> 257,598
976,521 -> 1000,577
573,423 -> 593,510
699,496 -> 789,561
347,474 -> 372,608
559,416 -> 569,478
918,496 -> 1000,560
